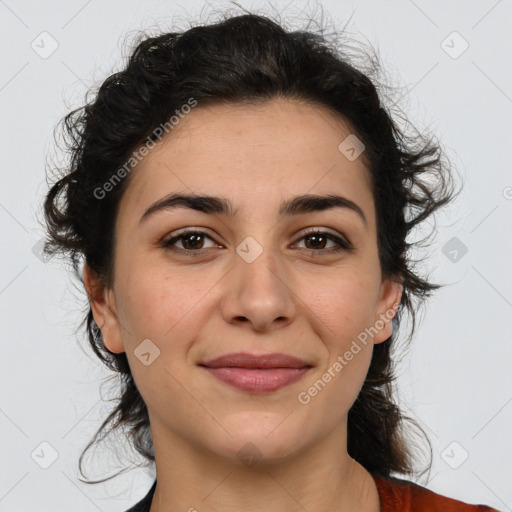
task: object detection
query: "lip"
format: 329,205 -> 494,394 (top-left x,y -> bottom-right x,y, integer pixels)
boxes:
200,352 -> 311,369
199,352 -> 312,393
202,367 -> 310,393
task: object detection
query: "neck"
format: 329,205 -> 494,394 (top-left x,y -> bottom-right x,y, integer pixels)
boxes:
148,417 -> 380,512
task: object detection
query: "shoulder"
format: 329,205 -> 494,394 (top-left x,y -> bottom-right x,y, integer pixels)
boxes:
372,473 -> 500,512
124,479 -> 156,512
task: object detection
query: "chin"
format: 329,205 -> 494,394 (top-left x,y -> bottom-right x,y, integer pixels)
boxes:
212,412 -> 311,466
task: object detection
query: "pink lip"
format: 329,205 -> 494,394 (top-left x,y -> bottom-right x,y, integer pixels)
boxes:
202,367 -> 310,392
199,352 -> 312,393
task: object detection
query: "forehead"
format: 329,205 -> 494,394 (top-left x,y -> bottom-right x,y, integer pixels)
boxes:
119,98 -> 374,225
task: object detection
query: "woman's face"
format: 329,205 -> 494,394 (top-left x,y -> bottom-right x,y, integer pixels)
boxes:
85,97 -> 402,464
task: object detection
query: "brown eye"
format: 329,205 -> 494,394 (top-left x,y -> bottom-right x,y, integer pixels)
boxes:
303,233 -> 329,250
162,230 -> 217,255
295,229 -> 353,255
179,232 -> 205,250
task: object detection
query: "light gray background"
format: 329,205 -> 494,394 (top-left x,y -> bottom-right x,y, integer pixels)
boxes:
0,0 -> 511,510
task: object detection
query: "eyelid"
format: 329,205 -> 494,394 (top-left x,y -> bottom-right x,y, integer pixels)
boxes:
161,226 -> 354,258
163,225 -> 349,242
296,226 -> 347,241
161,228 -> 221,250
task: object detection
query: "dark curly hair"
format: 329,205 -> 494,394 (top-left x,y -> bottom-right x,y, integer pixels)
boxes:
42,7 -> 460,485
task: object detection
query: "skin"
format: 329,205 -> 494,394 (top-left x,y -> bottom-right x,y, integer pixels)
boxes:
84,97 -> 402,512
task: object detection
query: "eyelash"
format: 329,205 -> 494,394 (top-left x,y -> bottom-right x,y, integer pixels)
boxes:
161,228 -> 353,257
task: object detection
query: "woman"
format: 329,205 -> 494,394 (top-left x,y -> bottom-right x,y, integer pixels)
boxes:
42,10 -> 499,512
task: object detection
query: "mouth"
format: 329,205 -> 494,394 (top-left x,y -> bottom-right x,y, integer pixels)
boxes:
198,352 -> 313,393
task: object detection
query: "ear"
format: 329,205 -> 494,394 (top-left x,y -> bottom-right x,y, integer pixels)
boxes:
372,277 -> 403,344
82,263 -> 125,354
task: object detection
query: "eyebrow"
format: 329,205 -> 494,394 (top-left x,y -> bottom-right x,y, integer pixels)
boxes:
139,192 -> 368,229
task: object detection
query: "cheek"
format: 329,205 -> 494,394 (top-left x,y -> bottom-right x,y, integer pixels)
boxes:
114,271 -> 204,407
303,271 -> 378,344
116,265 -> 209,341
299,272 -> 377,398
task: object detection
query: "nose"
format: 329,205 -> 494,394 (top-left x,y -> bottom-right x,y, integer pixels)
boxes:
219,246 -> 297,332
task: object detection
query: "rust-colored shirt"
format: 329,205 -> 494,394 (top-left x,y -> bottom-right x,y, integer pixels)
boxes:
372,474 -> 499,511
126,474 -> 500,511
